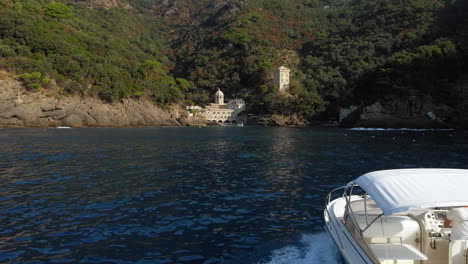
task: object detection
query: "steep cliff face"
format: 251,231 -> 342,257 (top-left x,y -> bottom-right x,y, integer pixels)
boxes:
1,0 -> 467,125
0,75 -> 191,128
340,99 -> 457,129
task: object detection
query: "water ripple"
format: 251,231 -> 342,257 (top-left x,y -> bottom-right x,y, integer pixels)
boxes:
0,127 -> 467,263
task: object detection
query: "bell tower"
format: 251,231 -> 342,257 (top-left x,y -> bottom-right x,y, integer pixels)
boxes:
274,66 -> 290,91
215,89 -> 224,105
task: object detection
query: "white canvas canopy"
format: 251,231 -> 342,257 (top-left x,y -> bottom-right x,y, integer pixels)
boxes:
354,169 -> 468,215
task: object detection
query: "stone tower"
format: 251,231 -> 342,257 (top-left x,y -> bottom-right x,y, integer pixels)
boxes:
274,66 -> 290,91
215,89 -> 224,105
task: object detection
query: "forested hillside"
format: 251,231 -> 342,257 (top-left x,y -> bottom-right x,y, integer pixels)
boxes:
1,0 -> 467,122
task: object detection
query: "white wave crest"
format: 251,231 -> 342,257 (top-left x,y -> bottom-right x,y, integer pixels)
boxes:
349,127 -> 453,131
260,233 -> 342,264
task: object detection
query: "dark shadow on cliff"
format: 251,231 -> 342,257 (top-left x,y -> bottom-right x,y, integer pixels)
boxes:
349,0 -> 468,128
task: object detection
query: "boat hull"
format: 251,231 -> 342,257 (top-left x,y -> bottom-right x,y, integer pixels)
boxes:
324,196 -> 376,264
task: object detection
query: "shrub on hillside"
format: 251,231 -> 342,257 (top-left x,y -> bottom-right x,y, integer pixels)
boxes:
45,3 -> 73,19
19,72 -> 43,91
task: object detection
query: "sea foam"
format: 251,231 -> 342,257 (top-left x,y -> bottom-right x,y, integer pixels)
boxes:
260,233 -> 342,264
349,127 -> 454,131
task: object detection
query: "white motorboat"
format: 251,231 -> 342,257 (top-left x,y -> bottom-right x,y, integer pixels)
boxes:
324,168 -> 468,264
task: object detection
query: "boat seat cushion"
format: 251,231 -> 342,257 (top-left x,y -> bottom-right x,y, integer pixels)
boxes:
369,243 -> 427,260
357,216 -> 419,241
362,221 -> 404,237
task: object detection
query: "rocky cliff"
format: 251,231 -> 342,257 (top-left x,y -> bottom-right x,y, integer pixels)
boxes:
250,114 -> 310,127
0,76 -> 205,128
340,99 -> 457,129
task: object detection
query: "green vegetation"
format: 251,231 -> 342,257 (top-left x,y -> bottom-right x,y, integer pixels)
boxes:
0,0 -> 467,121
0,0 -> 179,104
45,3 -> 73,18
19,71 -> 46,91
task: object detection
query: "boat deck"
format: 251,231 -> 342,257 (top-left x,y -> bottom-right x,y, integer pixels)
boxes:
345,196 -> 460,264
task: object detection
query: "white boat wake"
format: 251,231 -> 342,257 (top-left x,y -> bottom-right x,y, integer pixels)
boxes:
349,127 -> 453,131
260,233 -> 342,264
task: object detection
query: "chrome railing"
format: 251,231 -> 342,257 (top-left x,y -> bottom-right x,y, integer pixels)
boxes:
324,186 -> 347,249
325,186 -> 347,207
324,183 -> 381,263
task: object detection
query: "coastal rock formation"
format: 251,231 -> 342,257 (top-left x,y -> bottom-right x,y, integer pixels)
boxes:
340,99 -> 456,128
62,114 -> 83,127
176,115 -> 206,127
0,77 -> 186,128
254,114 -> 309,127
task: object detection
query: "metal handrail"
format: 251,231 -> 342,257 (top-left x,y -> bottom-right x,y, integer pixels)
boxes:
346,183 -> 384,263
324,186 -> 347,249
325,186 -> 347,207
344,182 -> 367,234
325,183 -> 383,263
361,213 -> 384,233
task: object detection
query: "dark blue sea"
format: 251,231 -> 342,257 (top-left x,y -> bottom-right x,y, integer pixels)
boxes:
1,127 -> 467,264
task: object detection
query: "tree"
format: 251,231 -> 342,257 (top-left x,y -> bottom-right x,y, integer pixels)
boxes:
45,3 -> 73,19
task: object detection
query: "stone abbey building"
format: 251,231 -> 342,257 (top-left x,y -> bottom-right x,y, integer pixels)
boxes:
198,89 -> 246,123
189,66 -> 290,123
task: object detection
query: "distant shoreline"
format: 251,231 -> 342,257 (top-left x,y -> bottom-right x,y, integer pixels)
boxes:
1,78 -> 464,130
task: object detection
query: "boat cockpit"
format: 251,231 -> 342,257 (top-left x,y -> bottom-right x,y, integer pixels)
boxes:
328,185 -> 468,264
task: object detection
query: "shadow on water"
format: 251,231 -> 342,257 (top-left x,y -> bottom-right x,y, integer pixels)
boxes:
0,127 -> 467,263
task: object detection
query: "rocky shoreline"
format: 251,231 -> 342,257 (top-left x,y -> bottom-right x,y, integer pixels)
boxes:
0,77 -> 206,128
1,76 -> 466,129
339,100 -> 461,129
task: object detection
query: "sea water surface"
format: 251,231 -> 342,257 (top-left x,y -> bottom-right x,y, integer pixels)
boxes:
1,127 -> 467,264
